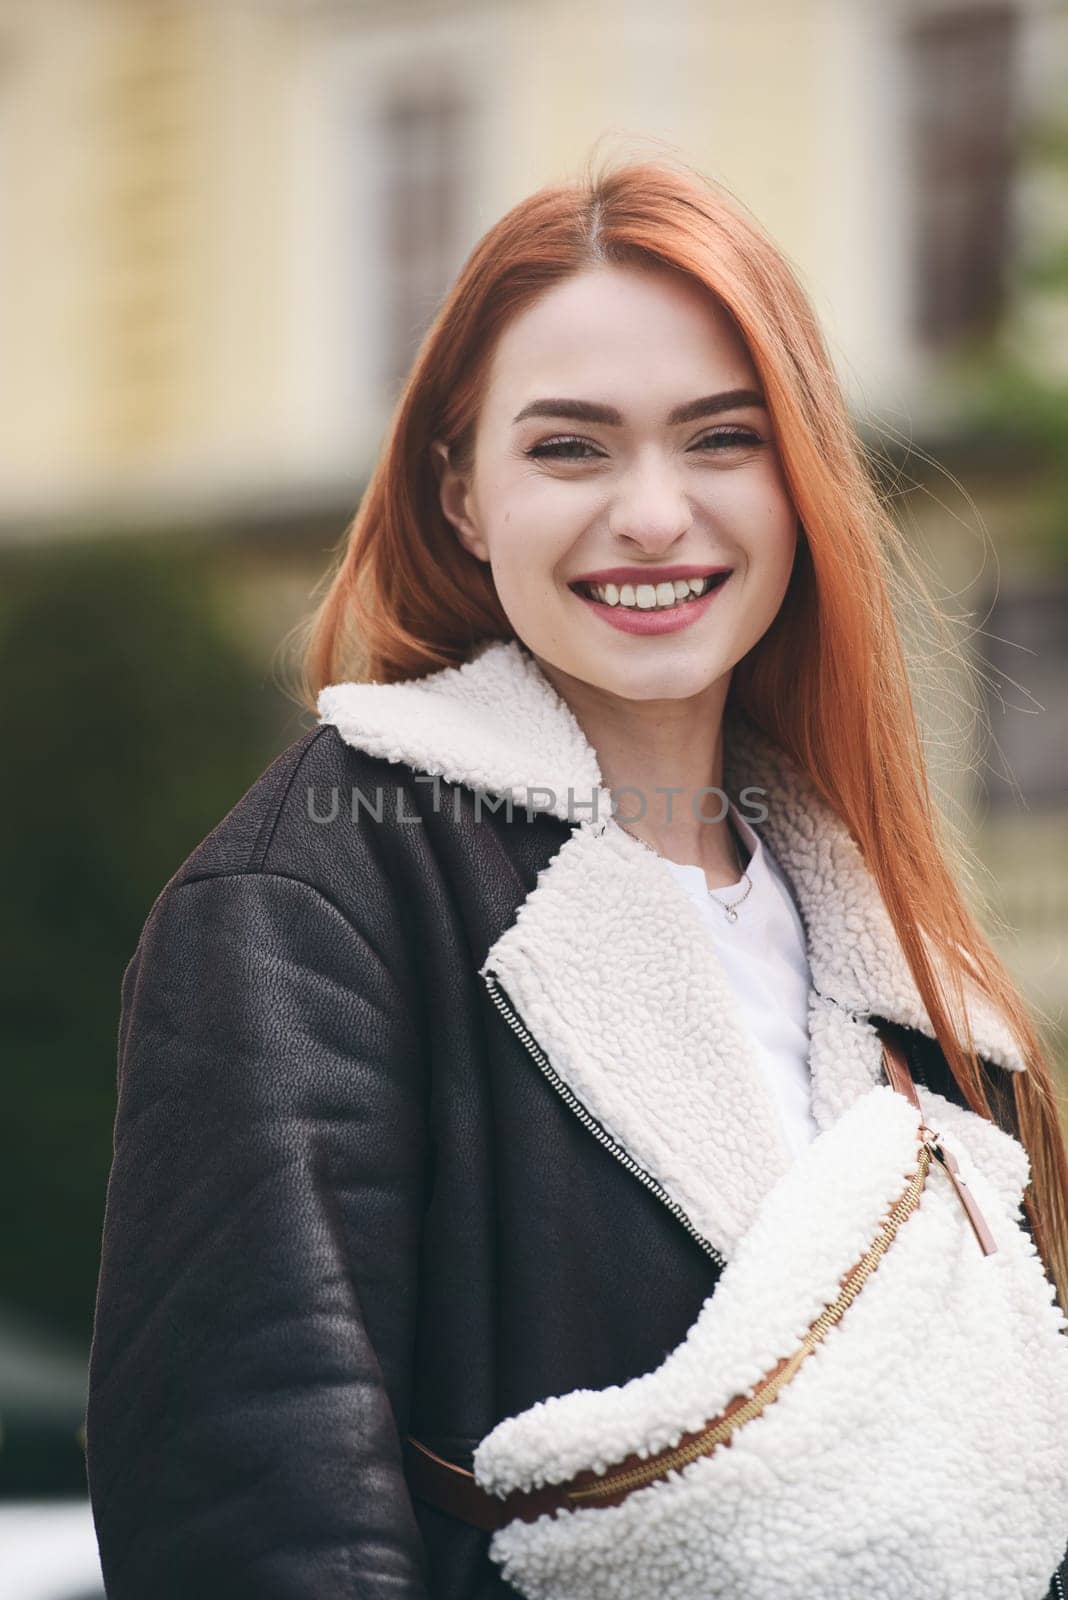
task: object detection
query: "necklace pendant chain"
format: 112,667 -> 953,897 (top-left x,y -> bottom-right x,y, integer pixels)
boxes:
713,870 -> 752,922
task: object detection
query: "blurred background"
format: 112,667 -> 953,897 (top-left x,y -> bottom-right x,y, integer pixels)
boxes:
1,0 -> 1066,1592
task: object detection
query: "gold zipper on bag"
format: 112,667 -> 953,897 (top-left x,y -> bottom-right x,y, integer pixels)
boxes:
565,1119 -> 997,1508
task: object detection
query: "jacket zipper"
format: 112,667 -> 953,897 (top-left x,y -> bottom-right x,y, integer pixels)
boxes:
482,968 -> 727,1272
1054,1567 -> 1066,1600
564,1135 -> 935,1505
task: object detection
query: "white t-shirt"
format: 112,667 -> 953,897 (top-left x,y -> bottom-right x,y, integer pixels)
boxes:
656,801 -> 819,1163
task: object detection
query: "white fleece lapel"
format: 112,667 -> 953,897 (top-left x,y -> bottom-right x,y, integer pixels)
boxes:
318,638 -> 1027,1259
479,814 -> 795,1257
317,638 -> 603,824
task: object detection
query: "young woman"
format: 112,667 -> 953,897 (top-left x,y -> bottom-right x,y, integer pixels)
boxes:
86,159 -> 1068,1599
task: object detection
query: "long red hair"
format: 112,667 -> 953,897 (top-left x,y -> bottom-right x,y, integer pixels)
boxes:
294,154 -> 1068,1308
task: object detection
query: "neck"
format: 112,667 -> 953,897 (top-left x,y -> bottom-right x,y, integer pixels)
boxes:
533,653 -> 741,883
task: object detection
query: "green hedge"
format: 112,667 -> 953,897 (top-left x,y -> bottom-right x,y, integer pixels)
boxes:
0,535 -> 296,1357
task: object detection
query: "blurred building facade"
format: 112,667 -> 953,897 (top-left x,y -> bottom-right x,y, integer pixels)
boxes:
1,0 -> 1065,1032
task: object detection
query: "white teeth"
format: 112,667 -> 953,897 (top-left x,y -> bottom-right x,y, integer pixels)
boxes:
583,574 -> 719,610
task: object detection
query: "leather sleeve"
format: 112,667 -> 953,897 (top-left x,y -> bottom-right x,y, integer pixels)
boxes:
86,869 -> 432,1599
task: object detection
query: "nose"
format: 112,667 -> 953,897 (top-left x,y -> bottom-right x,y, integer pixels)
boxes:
607,451 -> 694,553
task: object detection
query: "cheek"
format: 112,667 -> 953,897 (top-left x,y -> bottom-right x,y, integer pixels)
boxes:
483,491 -> 583,581
725,471 -> 797,569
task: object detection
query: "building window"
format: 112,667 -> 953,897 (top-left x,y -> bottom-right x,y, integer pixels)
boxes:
905,6 -> 1020,347
376,77 -> 468,394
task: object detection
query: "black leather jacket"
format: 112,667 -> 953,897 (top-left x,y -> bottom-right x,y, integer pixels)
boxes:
86,721 -> 1068,1599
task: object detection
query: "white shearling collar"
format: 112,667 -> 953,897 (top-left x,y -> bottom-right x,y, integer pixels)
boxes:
317,634 -> 604,824
318,637 -> 1025,1259
317,635 -> 1023,1075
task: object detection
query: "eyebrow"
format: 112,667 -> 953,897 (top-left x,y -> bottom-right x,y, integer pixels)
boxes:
511,388 -> 767,427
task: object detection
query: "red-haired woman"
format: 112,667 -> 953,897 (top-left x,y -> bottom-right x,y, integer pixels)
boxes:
87,160 -> 1068,1600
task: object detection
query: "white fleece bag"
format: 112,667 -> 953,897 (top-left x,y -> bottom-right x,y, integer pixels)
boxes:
472,1078 -> 1068,1600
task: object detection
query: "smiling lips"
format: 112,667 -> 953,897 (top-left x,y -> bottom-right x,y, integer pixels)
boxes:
569,569 -> 732,636
575,573 -> 721,608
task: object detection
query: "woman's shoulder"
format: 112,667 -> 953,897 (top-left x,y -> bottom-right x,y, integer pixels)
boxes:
136,724 -> 432,950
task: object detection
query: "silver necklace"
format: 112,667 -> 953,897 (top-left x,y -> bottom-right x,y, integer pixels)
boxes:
613,815 -> 754,923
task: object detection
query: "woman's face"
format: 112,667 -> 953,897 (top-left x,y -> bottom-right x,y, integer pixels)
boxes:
434,262 -> 798,704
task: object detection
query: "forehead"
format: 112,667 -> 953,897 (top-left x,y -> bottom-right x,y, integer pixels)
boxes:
482,263 -> 758,414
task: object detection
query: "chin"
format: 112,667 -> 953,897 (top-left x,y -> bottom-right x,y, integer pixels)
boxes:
572,650 -> 728,705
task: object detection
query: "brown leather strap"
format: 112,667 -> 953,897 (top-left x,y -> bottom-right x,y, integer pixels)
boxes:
404,1435 -> 577,1529
405,1024 -> 922,1530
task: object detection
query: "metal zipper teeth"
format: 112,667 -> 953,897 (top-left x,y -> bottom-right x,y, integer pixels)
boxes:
1054,1567 -> 1066,1600
569,1140 -> 934,1504
482,969 -> 727,1272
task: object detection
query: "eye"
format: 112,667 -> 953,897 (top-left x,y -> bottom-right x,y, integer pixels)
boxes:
523,425 -> 765,463
524,435 -> 603,461
692,426 -> 764,451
